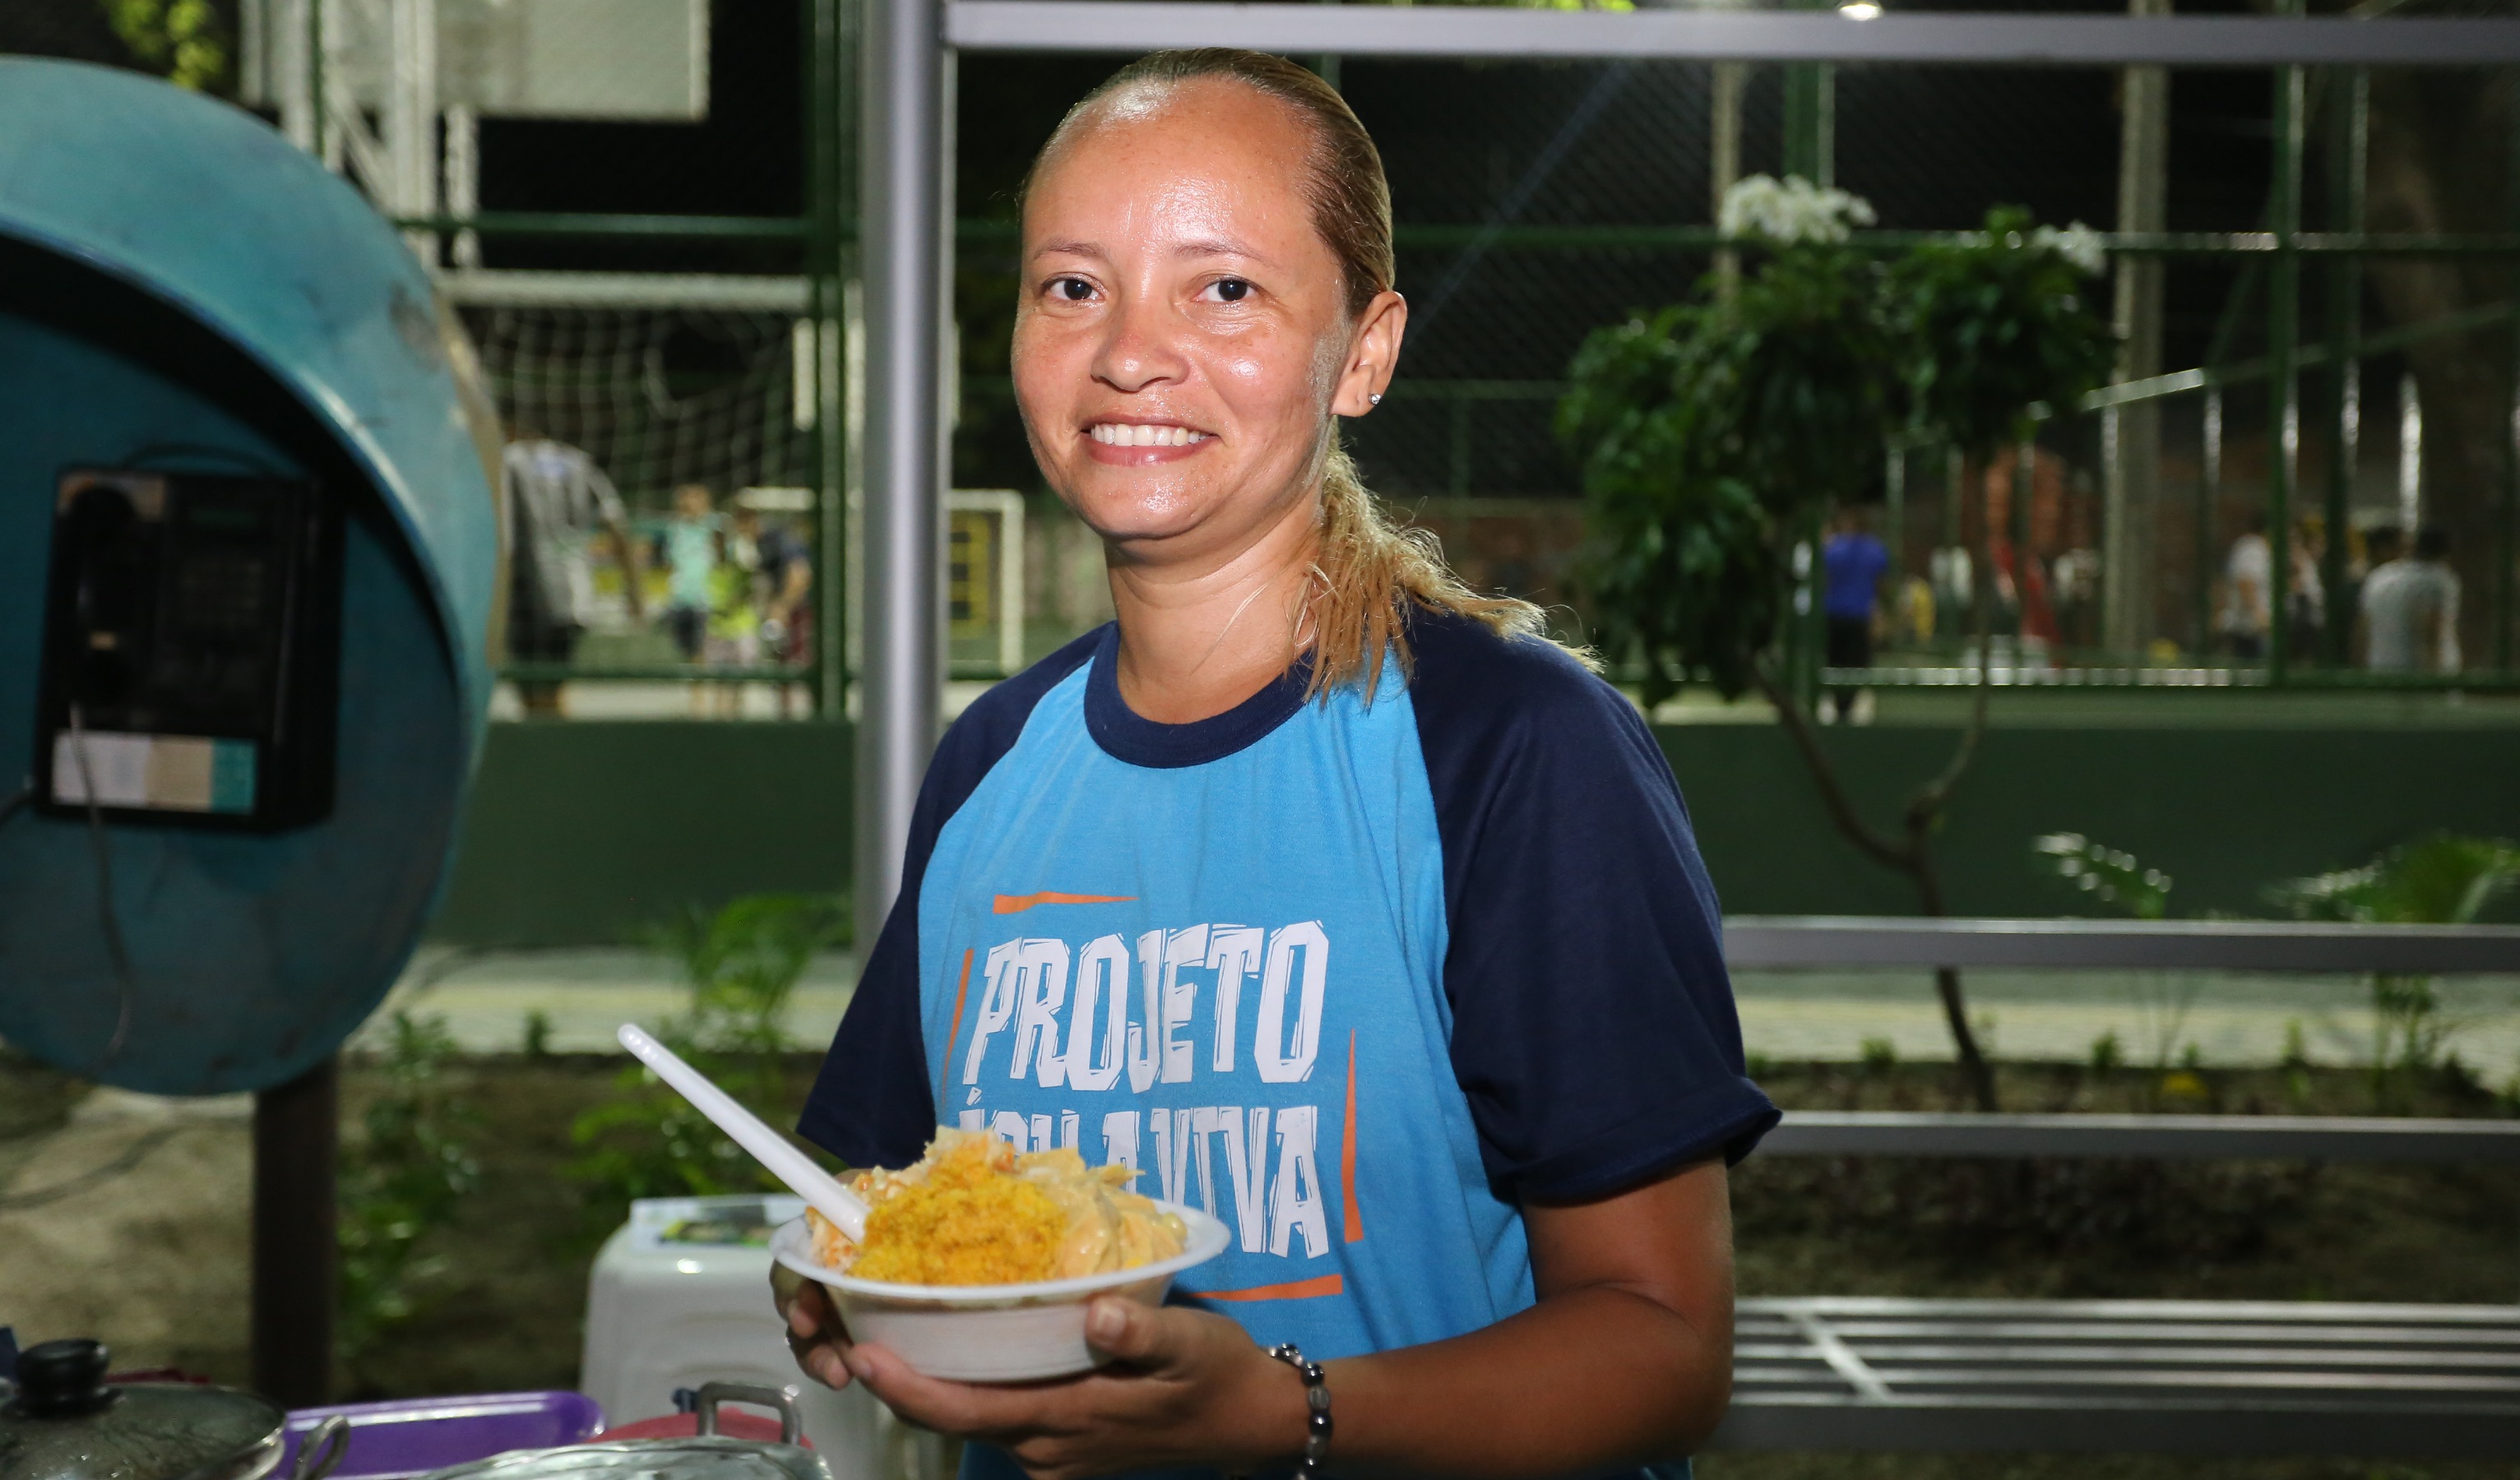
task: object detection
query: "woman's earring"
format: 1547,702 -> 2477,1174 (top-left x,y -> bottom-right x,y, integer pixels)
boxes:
1368,392 -> 1383,406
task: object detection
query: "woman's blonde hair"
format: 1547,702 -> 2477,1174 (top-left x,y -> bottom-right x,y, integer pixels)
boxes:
1031,48 -> 1563,701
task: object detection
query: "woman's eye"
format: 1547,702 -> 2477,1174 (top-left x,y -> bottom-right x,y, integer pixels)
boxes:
1049,277 -> 1094,302
1207,278 -> 1253,303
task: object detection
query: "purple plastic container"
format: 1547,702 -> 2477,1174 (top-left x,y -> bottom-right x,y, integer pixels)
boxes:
280,1391 -> 606,1480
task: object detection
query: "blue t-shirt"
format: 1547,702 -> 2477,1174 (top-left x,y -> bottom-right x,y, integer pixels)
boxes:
799,610 -> 1775,1480
1823,532 -> 1890,619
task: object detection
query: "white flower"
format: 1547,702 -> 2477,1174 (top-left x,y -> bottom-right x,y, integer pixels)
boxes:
2031,221 -> 2109,275
1718,173 -> 1878,246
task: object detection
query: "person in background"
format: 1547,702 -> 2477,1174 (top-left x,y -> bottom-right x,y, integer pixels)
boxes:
734,502 -> 818,718
661,483 -> 720,668
2352,524 -> 2403,627
502,428 -> 643,718
1822,504 -> 1890,723
2363,525 -> 2462,673
1929,544 -> 1973,640
2220,511 -> 2272,661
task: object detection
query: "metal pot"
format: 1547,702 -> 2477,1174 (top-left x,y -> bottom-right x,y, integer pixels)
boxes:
411,1386 -> 827,1480
0,1341 -> 349,1480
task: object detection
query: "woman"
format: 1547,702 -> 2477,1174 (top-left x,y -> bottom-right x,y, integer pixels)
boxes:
783,49 -> 1774,1480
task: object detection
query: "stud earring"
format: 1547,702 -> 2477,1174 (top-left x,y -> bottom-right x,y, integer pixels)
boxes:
1368,391 -> 1383,406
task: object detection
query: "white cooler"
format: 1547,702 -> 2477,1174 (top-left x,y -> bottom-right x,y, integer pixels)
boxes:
582,1195 -> 909,1480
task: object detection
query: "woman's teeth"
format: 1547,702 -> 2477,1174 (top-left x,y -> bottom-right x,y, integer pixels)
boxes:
1090,423 -> 1206,447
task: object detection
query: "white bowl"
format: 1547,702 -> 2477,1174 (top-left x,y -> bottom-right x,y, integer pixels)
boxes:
768,1204 -> 1231,1382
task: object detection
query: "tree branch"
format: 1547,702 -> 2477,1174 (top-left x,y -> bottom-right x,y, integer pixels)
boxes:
1751,659 -> 1913,873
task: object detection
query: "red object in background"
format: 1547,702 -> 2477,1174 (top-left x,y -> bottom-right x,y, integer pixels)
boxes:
593,1413 -> 811,1448
1990,538 -> 2061,648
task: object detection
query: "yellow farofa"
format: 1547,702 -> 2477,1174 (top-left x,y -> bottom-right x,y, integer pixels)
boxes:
807,1128 -> 1188,1285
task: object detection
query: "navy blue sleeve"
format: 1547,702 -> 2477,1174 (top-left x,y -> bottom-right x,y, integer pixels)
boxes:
1408,610 -> 1777,1204
795,628 -> 1105,1168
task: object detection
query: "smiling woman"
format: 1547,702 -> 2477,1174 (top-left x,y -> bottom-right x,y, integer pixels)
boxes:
785,48 -> 1776,1480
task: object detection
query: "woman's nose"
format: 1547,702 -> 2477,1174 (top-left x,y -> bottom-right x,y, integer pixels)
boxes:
1091,289 -> 1188,393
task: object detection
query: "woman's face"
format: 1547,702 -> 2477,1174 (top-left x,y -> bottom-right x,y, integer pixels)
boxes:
1013,79 -> 1402,565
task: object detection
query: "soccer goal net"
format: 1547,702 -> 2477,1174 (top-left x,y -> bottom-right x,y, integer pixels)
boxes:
452,291 -> 817,503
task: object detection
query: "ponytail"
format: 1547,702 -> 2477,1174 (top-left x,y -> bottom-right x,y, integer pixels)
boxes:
1304,443 -> 1570,703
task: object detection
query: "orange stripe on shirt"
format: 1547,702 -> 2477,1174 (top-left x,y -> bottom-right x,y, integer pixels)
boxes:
1197,1274 -> 1346,1303
992,891 -> 1137,914
938,948 -> 974,1107
1341,1029 -> 1363,1244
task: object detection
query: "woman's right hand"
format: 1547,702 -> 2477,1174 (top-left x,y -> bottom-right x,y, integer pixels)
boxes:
771,1264 -> 855,1390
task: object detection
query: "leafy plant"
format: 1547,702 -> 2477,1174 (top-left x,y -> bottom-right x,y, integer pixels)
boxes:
2032,832 -> 2172,921
568,894 -> 849,1233
98,0 -> 227,90
340,1013 -> 479,1366
2269,835 -> 2520,1098
1563,189 -> 2116,1109
1890,210 -> 2119,460
2033,833 -> 2198,1096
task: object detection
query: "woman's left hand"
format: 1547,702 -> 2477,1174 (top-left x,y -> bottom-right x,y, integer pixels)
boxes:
843,1298 -> 1304,1480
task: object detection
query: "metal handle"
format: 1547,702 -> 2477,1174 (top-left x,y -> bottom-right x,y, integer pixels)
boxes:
693,1383 -> 801,1445
294,1416 -> 351,1480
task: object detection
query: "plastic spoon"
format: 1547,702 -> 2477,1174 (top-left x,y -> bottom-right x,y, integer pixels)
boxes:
617,1022 -> 868,1242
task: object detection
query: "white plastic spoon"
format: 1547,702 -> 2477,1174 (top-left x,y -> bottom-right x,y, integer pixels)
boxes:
617,1022 -> 868,1243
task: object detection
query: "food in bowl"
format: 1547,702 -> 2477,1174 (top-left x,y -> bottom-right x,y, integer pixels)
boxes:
807,1127 -> 1188,1285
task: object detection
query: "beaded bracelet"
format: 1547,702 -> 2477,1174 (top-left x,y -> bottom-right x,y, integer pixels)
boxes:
1265,1343 -> 1332,1476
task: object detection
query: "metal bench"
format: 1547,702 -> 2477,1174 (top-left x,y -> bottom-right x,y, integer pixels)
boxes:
1763,1110 -> 2520,1163
1716,1297 -> 2520,1456
1713,918 -> 2520,1455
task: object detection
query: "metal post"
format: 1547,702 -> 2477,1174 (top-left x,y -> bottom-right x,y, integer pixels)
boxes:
387,0 -> 439,261
307,0 -> 327,165
252,1056 -> 337,1408
2501,88 -> 2520,667
279,0 -> 315,150
1944,444 -> 1962,553
856,0 -> 947,955
2103,0 -> 2169,659
2398,371 -> 2423,534
2200,384 -> 2223,654
444,103 -> 479,270
1712,61 -> 1744,295
807,0 -> 849,720
2011,432 -> 2033,645
1448,396 -> 1471,497
2266,39 -> 2304,682
2323,69 -> 2366,665
1783,63 -> 1833,186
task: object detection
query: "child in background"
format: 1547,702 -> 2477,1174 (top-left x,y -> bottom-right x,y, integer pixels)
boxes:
661,483 -> 720,667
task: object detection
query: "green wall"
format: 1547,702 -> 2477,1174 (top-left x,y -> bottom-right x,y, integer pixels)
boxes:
430,719 -> 2520,946
433,723 -> 853,946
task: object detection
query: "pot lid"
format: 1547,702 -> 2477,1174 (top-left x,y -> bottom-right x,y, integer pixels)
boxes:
417,1437 -> 830,1480
1,1341 -> 285,1480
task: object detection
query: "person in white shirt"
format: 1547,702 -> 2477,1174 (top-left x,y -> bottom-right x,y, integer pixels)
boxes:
2362,525 -> 2462,673
2219,512 -> 2271,660
502,433 -> 644,716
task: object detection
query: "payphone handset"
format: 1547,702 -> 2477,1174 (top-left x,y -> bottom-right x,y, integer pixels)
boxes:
35,467 -> 341,830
